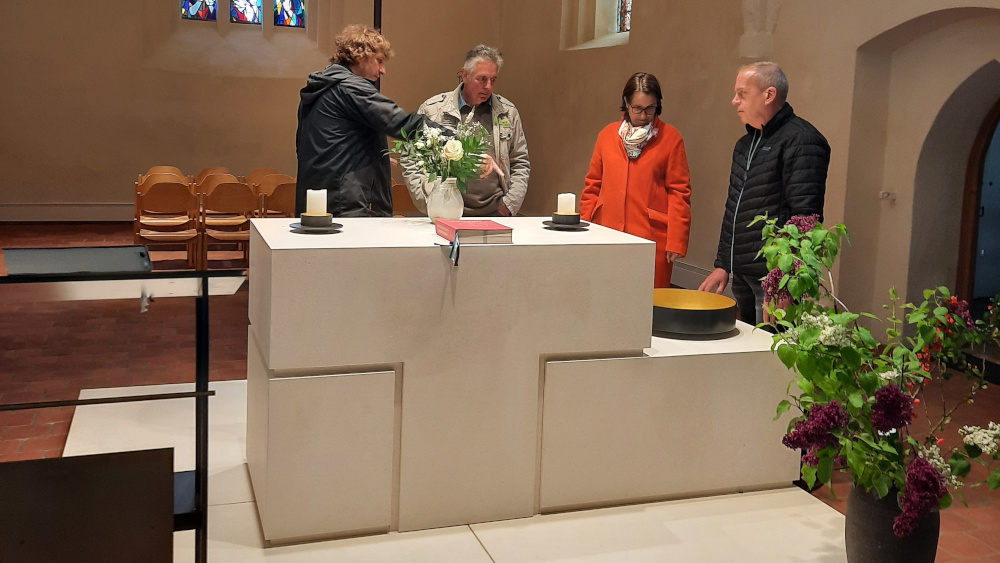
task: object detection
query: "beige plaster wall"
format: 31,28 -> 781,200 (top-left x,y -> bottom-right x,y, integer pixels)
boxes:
498,0 -> 1000,316
498,0 -> 745,271
0,0 -> 497,220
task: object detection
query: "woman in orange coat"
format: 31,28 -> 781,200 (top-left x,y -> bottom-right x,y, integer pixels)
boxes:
581,72 -> 692,288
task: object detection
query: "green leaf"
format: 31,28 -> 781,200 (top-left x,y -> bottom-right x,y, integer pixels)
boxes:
989,470 -> 1000,491
817,455 -> 834,486
859,328 -> 878,348
842,348 -> 862,370
777,345 -> 798,369
873,474 -> 890,498
778,254 -> 795,273
890,287 -> 899,301
848,392 -> 864,409
774,400 -> 791,421
859,370 -> 878,395
949,454 -> 972,478
940,493 -> 953,510
788,277 -> 804,300
965,444 -> 983,459
802,464 -> 818,489
797,378 -> 815,395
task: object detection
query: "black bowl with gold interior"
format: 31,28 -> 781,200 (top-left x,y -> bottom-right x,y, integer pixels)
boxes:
652,288 -> 738,336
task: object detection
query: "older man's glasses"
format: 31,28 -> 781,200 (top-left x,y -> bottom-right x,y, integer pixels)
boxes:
625,99 -> 657,117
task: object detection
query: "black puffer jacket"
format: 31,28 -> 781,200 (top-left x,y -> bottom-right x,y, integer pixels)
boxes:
714,103 -> 830,278
295,64 -> 427,217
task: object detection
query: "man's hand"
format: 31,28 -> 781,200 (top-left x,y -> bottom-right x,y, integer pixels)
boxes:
480,155 -> 504,179
498,201 -> 511,216
666,251 -> 682,263
698,268 -> 730,294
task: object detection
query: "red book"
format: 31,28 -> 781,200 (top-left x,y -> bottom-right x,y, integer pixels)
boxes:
435,219 -> 512,244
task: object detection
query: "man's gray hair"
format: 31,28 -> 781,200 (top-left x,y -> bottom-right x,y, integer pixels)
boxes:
741,61 -> 789,103
463,45 -> 503,74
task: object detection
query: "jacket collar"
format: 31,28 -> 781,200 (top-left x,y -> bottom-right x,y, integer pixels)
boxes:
745,102 -> 794,136
443,84 -> 507,119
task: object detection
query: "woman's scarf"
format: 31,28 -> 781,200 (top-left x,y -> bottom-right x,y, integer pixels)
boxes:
618,120 -> 657,159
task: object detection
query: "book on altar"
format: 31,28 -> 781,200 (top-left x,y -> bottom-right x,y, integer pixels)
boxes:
435,219 -> 513,244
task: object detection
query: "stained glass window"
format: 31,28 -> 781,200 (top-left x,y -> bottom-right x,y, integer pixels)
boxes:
618,0 -> 632,33
274,0 -> 306,28
181,0 -> 217,21
231,0 -> 262,24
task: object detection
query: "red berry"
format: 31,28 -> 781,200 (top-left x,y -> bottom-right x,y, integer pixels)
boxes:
936,438 -> 945,446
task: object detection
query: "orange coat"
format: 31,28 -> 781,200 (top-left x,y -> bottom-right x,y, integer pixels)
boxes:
581,117 -> 692,288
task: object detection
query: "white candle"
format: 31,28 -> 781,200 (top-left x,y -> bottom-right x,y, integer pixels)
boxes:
306,189 -> 327,215
557,193 -> 576,215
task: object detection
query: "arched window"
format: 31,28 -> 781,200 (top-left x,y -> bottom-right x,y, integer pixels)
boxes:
618,0 -> 632,33
561,0 -> 632,50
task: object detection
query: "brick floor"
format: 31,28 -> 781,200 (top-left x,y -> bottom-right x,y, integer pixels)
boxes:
0,222 -> 248,461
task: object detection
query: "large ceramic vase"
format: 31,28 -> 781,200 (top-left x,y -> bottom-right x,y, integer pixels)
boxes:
426,177 -> 464,222
845,486 -> 940,563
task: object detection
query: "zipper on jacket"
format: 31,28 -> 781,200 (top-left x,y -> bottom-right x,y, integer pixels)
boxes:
731,129 -> 762,273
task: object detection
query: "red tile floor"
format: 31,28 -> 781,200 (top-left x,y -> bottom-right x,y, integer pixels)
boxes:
2,222 -> 1000,561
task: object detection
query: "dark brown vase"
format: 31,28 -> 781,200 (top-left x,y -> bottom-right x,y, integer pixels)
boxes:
845,486 -> 940,563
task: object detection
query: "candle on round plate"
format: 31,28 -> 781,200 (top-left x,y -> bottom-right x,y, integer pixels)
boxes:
557,193 -> 576,215
305,189 -> 327,215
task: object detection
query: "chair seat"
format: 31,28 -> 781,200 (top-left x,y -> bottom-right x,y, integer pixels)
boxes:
204,229 -> 250,242
139,215 -> 192,227
139,229 -> 199,242
203,215 -> 248,227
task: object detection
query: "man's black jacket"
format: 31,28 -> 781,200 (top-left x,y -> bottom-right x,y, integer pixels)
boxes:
714,103 -> 831,278
295,64 -> 426,217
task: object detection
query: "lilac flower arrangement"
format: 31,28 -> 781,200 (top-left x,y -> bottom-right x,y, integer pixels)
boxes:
755,214 -> 1000,537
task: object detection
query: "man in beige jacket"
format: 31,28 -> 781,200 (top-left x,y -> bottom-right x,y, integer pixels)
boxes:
402,45 -> 530,216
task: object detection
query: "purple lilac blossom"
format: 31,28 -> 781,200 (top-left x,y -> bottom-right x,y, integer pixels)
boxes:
893,457 -> 948,537
948,299 -> 974,328
782,401 -> 849,451
785,214 -> 820,233
762,260 -> 802,304
871,383 -> 914,433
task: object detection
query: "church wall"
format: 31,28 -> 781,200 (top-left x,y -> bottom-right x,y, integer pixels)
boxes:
0,0 -> 498,220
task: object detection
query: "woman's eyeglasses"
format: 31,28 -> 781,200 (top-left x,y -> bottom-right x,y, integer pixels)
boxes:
625,99 -> 656,117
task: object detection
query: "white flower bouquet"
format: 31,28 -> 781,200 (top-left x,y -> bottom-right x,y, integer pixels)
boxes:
390,120 -> 492,193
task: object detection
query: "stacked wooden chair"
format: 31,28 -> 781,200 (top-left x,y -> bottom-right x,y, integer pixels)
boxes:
134,166 -> 295,269
134,169 -> 199,269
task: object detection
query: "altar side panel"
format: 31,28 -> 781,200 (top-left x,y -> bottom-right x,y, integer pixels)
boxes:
264,370 -> 396,541
540,352 -> 800,511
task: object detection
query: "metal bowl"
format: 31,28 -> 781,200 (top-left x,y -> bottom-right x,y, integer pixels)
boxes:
652,288 -> 738,335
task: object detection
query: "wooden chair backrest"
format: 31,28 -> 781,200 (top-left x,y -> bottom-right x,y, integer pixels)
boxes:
263,183 -> 297,217
137,173 -> 188,194
245,168 -> 281,187
255,174 -> 296,196
203,183 -> 257,215
194,167 -> 231,185
143,165 -> 185,177
196,173 -> 241,194
139,183 -> 198,215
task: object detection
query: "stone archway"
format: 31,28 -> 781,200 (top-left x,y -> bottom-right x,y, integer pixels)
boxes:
909,61 -> 1000,303
839,7 -> 1000,316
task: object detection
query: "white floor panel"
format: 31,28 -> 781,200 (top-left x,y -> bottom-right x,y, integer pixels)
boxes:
64,381 -> 846,562
63,380 -> 252,506
470,489 -> 846,563
173,502 -> 493,563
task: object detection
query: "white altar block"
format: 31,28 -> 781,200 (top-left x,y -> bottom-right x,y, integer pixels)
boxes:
247,217 -> 655,538
539,322 -> 801,512
247,333 -> 397,541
